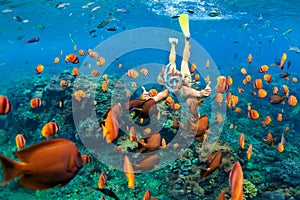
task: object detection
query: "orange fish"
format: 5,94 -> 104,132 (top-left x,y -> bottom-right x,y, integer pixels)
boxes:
161,138 -> 167,148
91,69 -> 100,77
247,104 -> 259,120
73,44 -> 77,52
78,49 -> 85,56
292,77 -> 298,82
215,76 -> 229,94
123,155 -> 135,189
229,162 -> 243,200
149,89 -> 158,97
261,115 -> 271,126
143,128 -> 152,135
0,96 -> 11,115
81,155 -> 92,163
90,51 -> 98,58
280,53 -> 287,69
190,63 -> 197,73
72,67 -> 79,76
253,79 -> 263,89
0,138 -> 83,190
132,82 -> 137,88
263,74 -> 272,83
245,75 -> 251,83
172,118 -> 180,128
126,69 -> 139,78
247,144 -> 252,160
65,54 -> 79,64
100,104 -> 122,143
257,89 -> 267,98
102,81 -> 107,92
238,88 -> 244,93
54,57 -> 60,64
194,74 -> 200,81
248,54 -> 252,63
102,74 -> 108,80
140,68 -> 149,76
263,133 -> 275,146
258,65 -> 269,73
173,103 -> 181,110
118,63 -> 123,68
35,64 -> 44,74
15,134 -> 26,151
282,85 -> 289,96
165,96 -> 174,106
143,189 -> 151,200
277,113 -> 282,122
200,151 -> 223,179
215,93 -> 223,106
216,114 -> 223,123
235,107 -> 242,113
98,172 -> 107,189
285,126 -> 290,132
288,95 -> 297,106
125,89 -> 131,97
272,86 -> 278,94
41,122 -> 59,137
238,134 -> 245,149
87,48 -> 92,56
30,97 -> 42,109
241,68 -> 247,75
129,126 -> 136,142
277,143 -> 284,152
60,80 -> 68,87
97,57 -> 105,66
231,95 -> 239,108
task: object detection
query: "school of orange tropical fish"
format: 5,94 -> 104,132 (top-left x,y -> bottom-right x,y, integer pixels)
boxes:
0,0 -> 300,199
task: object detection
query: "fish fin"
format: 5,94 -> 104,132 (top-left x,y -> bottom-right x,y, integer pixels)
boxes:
154,165 -> 160,169
14,138 -> 70,162
18,174 -> 53,190
101,124 -> 107,138
0,154 -> 24,186
178,14 -> 190,39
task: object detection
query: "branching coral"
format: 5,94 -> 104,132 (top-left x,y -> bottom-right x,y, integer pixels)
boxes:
243,179 -> 258,199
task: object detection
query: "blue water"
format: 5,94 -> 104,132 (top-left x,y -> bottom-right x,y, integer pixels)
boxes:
1,0 -> 300,199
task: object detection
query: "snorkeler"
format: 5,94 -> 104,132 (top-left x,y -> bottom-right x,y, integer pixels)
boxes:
134,14 -> 212,123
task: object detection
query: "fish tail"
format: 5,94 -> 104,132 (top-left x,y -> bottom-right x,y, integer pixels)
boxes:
0,154 -> 23,186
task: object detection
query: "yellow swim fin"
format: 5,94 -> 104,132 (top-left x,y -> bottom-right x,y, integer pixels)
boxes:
178,14 -> 190,39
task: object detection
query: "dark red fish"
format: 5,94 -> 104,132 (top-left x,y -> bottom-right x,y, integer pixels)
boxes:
0,96 -> 11,115
133,154 -> 159,172
187,114 -> 209,140
137,132 -> 161,153
26,38 -> 40,44
269,94 -> 286,104
126,99 -> 157,119
0,138 -> 83,190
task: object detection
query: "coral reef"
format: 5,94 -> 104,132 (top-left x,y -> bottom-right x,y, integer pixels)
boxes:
243,179 -> 257,199
270,158 -> 300,187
